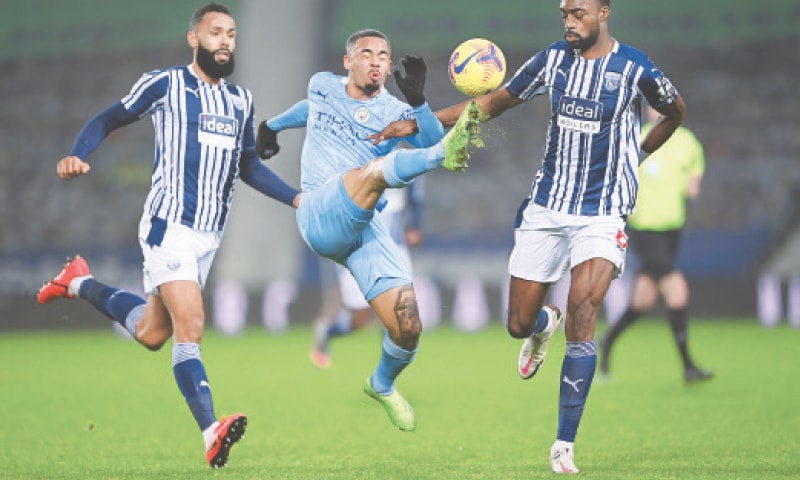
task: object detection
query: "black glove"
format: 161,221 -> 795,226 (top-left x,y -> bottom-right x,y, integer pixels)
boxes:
256,121 -> 280,159
393,55 -> 426,107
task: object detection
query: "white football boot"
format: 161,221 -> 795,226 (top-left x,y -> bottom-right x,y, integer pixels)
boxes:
550,440 -> 580,474
518,305 -> 563,379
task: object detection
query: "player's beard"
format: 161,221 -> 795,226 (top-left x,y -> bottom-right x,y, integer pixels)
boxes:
196,43 -> 235,80
358,71 -> 383,96
362,83 -> 380,95
565,27 -> 599,52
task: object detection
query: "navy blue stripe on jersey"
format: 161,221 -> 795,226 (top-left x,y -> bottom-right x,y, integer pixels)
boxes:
505,40 -> 678,217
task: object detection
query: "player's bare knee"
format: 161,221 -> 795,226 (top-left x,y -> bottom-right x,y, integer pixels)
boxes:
398,315 -> 422,339
136,331 -> 169,351
506,310 -> 533,339
358,158 -> 390,188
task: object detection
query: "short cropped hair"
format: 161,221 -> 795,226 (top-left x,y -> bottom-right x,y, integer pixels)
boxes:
190,2 -> 231,31
345,29 -> 390,55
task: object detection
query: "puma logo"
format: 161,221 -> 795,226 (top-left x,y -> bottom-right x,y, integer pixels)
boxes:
562,375 -> 584,393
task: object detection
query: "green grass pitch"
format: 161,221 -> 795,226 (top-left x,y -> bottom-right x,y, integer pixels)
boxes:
1,319 -> 797,479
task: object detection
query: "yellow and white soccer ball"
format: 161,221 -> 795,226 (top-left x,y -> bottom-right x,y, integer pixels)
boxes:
447,38 -> 506,97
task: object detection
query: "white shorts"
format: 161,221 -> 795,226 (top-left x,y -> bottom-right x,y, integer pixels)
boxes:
508,203 -> 627,283
138,214 -> 223,295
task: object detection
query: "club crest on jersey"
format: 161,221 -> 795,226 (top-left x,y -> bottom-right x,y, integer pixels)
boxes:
354,106 -> 371,124
229,94 -> 245,111
198,114 -> 238,149
558,96 -> 603,134
603,72 -> 622,92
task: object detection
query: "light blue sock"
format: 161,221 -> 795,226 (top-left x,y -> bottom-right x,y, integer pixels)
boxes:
370,332 -> 417,395
173,343 -> 216,431
557,341 -> 597,442
382,145 -> 444,187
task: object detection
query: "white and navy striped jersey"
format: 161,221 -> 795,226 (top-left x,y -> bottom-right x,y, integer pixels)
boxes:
121,64 -> 255,231
506,40 -> 678,217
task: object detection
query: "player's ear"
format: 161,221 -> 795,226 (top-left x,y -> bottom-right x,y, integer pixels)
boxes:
187,30 -> 198,49
343,54 -> 352,71
599,5 -> 610,22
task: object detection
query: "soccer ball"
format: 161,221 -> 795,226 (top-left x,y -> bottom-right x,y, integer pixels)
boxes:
447,38 -> 506,97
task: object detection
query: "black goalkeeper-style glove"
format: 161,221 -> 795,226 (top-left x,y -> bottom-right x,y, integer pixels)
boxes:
256,121 -> 280,159
393,55 -> 426,107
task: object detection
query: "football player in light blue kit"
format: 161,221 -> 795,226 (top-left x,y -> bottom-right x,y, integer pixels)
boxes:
310,184 -> 425,369
37,3 -> 299,468
377,0 -> 686,472
255,29 -> 481,431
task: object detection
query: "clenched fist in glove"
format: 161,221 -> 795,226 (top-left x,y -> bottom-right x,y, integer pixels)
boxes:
256,121 -> 280,159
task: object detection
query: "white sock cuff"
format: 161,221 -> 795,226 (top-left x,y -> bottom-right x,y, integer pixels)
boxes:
68,275 -> 92,297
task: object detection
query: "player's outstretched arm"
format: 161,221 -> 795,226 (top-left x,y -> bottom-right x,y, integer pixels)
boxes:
239,153 -> 300,208
58,102 -> 139,179
435,88 -> 520,128
257,99 -> 310,159
367,119 -> 418,144
368,87 -> 521,144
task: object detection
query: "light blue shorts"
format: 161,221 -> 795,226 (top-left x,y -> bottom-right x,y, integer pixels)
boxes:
297,176 -> 411,301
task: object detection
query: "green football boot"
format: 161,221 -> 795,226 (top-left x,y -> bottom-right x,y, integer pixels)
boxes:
441,100 -> 486,173
363,376 -> 416,432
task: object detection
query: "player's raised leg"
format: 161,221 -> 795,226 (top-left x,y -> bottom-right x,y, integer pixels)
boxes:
38,255 -> 149,340
37,255 -> 91,304
379,100 -> 485,189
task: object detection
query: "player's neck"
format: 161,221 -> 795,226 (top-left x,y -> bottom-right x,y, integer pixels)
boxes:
578,34 -> 614,60
192,62 -> 223,85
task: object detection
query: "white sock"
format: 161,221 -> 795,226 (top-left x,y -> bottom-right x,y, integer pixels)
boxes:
68,275 -> 92,297
202,421 -> 219,449
554,440 -> 574,450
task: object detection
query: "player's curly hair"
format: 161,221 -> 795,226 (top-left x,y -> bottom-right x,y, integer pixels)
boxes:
345,29 -> 391,55
190,2 -> 232,31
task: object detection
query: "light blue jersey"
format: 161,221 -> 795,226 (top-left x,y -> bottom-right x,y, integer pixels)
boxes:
122,65 -> 256,231
270,71 -> 441,301
506,40 -> 678,217
300,72 -> 415,192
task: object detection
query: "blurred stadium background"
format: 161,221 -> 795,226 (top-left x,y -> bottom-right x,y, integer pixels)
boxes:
2,0 -> 798,331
